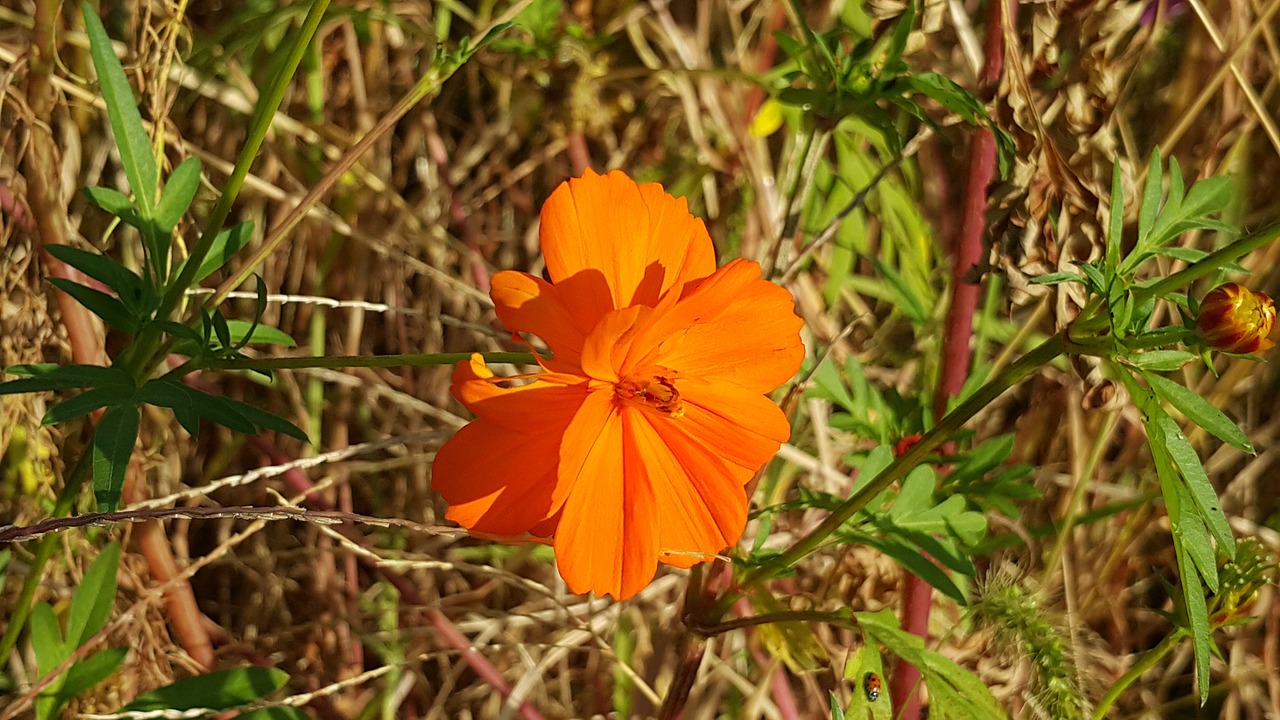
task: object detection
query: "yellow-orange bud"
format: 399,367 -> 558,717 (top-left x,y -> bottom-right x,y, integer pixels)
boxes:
1195,283 -> 1276,354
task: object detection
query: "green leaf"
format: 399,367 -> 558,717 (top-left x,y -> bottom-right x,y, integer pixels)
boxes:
48,277 -> 140,333
225,320 -> 296,348
151,320 -> 204,344
81,186 -> 135,216
122,667 -> 291,712
83,2 -> 157,213
92,404 -> 140,512
0,364 -> 134,394
136,379 -> 203,438
1106,161 -> 1123,274
57,648 -> 126,700
186,221 -> 254,282
1182,175 -> 1233,220
1076,261 -> 1106,293
138,380 -> 253,436
138,380 -> 307,441
1153,411 -> 1235,557
44,245 -> 147,312
220,396 -> 308,442
1127,350 -> 1196,372
842,644 -> 891,719
212,310 -> 233,349
66,541 -> 120,648
1031,271 -> 1085,286
1146,373 -> 1253,453
857,609 -> 1007,718
1138,148 -> 1163,245
42,386 -> 137,425
1173,535 -> 1213,704
30,602 -> 65,677
860,534 -> 965,603
154,157 -> 203,234
830,693 -> 847,720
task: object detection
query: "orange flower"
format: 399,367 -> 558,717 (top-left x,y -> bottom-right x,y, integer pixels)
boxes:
432,169 -> 805,600
1195,283 -> 1276,354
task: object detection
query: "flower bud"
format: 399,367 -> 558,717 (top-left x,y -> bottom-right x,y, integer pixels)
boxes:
1195,283 -> 1276,354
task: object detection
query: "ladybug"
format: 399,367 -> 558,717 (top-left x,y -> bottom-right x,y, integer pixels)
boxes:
863,672 -> 881,702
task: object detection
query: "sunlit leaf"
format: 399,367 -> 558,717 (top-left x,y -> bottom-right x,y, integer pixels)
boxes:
122,667 -> 290,712
83,2 -> 157,213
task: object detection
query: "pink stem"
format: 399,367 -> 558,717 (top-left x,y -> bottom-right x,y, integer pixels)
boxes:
892,2 -> 1008,718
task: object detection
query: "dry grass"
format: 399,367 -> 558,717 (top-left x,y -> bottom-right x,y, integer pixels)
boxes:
2,0 -> 1280,718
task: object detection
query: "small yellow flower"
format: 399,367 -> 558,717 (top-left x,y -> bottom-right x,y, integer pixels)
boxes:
1195,283 -> 1276,354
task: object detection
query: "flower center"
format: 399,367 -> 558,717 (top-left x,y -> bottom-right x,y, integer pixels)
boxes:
614,373 -> 685,418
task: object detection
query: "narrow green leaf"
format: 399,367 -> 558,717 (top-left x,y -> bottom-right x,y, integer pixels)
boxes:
80,186 -> 134,216
1138,148 -> 1163,244
30,602 -> 66,677
48,277 -> 140,333
1030,271 -> 1085,286
1155,247 -> 1209,263
136,379 -> 202,438
92,404 -> 140,512
82,2 -> 158,212
1147,373 -> 1253,453
57,647 -> 127,700
1076,261 -> 1107,293
830,692 -> 847,720
0,364 -> 134,393
1127,350 -> 1196,372
212,310 -> 232,349
225,320 -> 296,348
220,396 -> 309,442
1182,176 -> 1233,219
44,245 -> 147,312
861,535 -> 965,603
151,320 -> 204,343
66,541 -> 120,648
1154,412 -> 1235,557
1165,156 -> 1184,220
122,667 -> 290,711
1106,161 -> 1123,274
138,380 -> 252,435
42,386 -> 137,425
153,157 -> 203,234
186,221 -> 255,283
1173,535 -> 1213,704
858,609 -> 1007,718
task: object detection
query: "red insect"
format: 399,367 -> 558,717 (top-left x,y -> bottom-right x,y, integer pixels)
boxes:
863,672 -> 881,702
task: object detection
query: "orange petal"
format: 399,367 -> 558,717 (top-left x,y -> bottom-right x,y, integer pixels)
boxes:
433,419 -> 567,536
539,170 -> 717,311
626,409 -> 750,569
490,271 -> 587,369
579,305 -> 651,383
555,390 -> 660,599
678,378 -> 792,473
451,355 -> 588,432
625,259 -> 804,392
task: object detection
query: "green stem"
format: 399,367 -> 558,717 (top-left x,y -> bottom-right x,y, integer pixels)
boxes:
1091,628 -> 1187,720
192,351 -> 538,373
161,0 -> 332,318
728,333 -> 1068,607
1133,222 -> 1280,304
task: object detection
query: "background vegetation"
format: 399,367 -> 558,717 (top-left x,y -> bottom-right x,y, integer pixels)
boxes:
1,0 -> 1278,717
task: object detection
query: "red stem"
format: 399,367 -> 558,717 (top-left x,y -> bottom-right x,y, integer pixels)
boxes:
892,1 -> 1008,717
